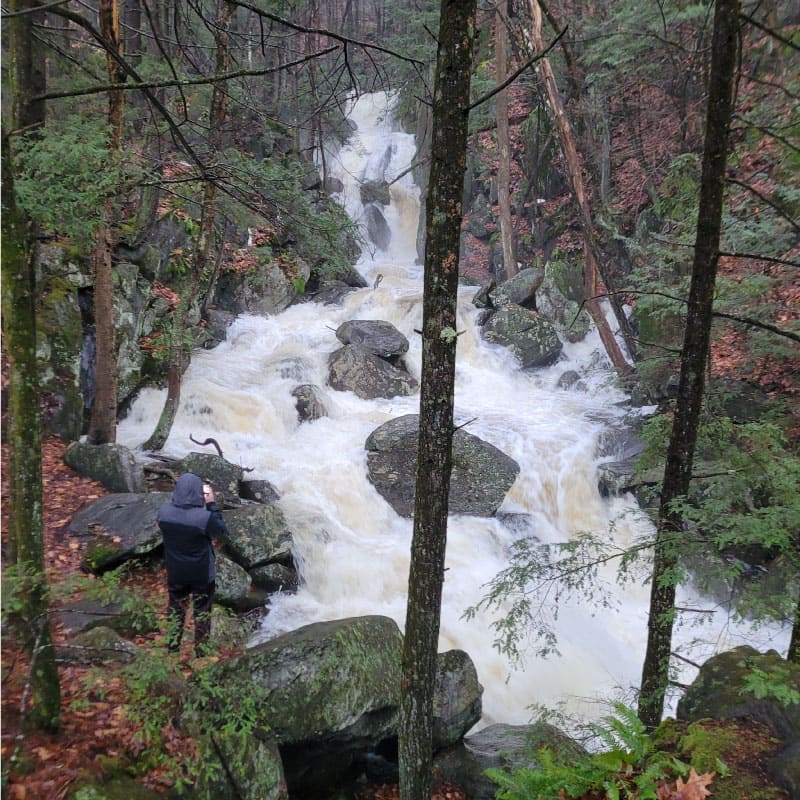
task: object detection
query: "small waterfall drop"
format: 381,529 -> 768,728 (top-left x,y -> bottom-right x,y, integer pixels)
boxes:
118,92 -> 789,726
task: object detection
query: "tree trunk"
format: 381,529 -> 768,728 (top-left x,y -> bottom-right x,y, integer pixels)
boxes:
496,0 -> 517,280
638,0 -> 740,730
789,587 -> 800,664
526,0 -> 633,374
143,0 -> 233,452
398,2 -> 477,799
87,0 -> 124,444
2,0 -> 60,729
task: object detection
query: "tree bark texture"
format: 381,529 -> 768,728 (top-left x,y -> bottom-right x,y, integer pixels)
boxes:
495,0 -> 517,279
2,143 -> 62,731
638,0 -> 740,730
399,2 -> 477,800
526,0 -> 633,374
87,0 -> 125,444
2,2 -> 61,723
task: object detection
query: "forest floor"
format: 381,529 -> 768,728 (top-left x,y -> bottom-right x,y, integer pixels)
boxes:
1,438 -> 469,799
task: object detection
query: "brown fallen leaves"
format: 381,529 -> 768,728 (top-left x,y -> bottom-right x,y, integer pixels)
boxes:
661,768 -> 716,800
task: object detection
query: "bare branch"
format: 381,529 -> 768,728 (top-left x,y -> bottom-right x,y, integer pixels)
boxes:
468,26 -> 568,112
34,46 -> 340,101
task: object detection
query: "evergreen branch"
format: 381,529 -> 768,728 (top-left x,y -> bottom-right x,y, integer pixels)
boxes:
33,46 -> 340,101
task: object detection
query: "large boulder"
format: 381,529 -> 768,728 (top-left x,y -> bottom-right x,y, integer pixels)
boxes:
69,492 -> 168,572
206,616 -> 403,795
676,646 -> 800,796
335,320 -> 410,360
489,267 -> 544,308
364,204 -> 391,250
215,552 -> 260,611
222,504 -> 293,570
481,306 -> 563,368
192,732 -> 288,800
360,180 -> 391,206
328,344 -> 418,399
365,414 -> 520,517
433,650 -> 483,750
214,257 -> 309,317
677,646 -> 800,743
64,442 -> 146,493
202,616 -> 482,797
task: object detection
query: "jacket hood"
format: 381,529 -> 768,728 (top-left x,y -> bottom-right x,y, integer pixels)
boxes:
172,473 -> 205,508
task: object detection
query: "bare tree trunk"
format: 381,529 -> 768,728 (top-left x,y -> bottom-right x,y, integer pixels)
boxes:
638,0 -> 740,730
526,0 -> 632,374
496,0 -> 517,279
789,588 -> 800,664
399,2 -> 477,799
87,0 -> 124,444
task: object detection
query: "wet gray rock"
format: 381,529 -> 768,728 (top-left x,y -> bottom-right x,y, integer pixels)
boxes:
222,504 -> 293,570
328,344 -> 418,400
365,414 -> 520,517
64,441 -> 146,493
291,384 -> 328,422
489,267 -> 544,308
69,492 -> 168,572
364,204 -> 391,250
434,722 -> 586,800
335,319 -> 409,359
481,306 -> 562,368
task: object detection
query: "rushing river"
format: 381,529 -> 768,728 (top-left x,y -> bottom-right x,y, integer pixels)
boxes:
118,92 -> 789,727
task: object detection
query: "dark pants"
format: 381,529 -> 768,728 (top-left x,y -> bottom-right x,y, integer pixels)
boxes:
166,580 -> 215,655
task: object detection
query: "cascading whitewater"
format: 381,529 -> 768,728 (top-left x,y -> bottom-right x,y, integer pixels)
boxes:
118,92 -> 788,727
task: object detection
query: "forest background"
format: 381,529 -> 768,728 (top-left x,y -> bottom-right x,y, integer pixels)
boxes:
2,0 -> 799,798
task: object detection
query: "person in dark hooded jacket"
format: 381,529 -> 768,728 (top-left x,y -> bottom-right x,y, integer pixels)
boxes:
157,472 -> 227,655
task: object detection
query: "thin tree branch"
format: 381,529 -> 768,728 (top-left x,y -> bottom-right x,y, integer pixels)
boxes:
34,46 -> 340,101
740,11 -> 800,52
468,25 -> 567,111
727,176 -> 800,234
228,0 -> 424,66
1,0 -> 69,18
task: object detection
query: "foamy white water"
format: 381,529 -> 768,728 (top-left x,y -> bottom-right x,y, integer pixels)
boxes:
118,93 -> 789,727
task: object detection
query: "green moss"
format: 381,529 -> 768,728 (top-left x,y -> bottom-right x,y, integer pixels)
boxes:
679,720 -> 737,773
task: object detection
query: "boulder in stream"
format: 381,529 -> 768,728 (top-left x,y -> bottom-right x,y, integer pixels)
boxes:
365,414 -> 520,517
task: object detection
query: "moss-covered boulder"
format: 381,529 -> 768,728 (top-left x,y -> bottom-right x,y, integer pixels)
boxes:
192,732 -> 288,800
198,616 -> 482,797
434,722 -> 586,800
69,492 -> 168,572
481,306 -> 563,368
200,616 -> 402,795
676,646 -> 800,742
172,452 -> 244,504
222,504 -> 293,570
64,441 -> 146,493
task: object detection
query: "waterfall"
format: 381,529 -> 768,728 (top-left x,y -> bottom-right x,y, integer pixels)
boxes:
118,92 -> 789,727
